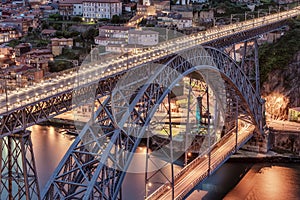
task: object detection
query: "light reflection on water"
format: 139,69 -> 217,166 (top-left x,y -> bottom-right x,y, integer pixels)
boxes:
31,124 -> 182,199
224,164 -> 300,200
31,125 -> 74,188
30,125 -> 300,200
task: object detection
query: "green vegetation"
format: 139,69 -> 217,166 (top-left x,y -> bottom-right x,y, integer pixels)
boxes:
259,19 -> 300,84
55,30 -> 80,38
7,39 -> 20,48
72,16 -> 83,22
49,14 -> 63,21
48,60 -> 73,72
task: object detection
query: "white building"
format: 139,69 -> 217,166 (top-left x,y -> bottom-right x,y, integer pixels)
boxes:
128,30 -> 158,46
82,0 -> 122,20
95,26 -> 131,45
73,3 -> 83,16
59,0 -> 83,19
106,44 -> 143,53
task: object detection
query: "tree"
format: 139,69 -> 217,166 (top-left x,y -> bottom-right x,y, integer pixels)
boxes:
111,15 -> 120,24
72,16 -> 83,22
48,60 -> 72,72
7,39 -> 20,48
49,13 -> 62,21
41,21 -> 49,30
82,28 -> 99,43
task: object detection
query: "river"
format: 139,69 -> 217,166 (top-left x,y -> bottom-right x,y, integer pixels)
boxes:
30,125 -> 300,199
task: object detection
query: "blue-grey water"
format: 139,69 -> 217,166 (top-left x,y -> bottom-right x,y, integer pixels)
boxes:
30,125 -> 300,199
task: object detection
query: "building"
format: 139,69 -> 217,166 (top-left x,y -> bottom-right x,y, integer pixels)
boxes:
157,12 -> 193,29
82,0 -> 122,20
105,43 -> 143,53
124,3 -> 136,12
0,44 -> 13,58
128,30 -> 158,46
288,107 -> 300,122
98,25 -> 131,38
0,25 -> 21,43
73,2 -> 83,16
51,38 -> 73,56
41,29 -> 57,38
154,1 -> 170,11
1,18 -> 33,34
95,26 -> 131,45
15,43 -> 32,57
59,0 -> 83,20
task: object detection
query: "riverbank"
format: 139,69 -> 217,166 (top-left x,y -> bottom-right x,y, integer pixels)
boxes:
229,149 -> 300,163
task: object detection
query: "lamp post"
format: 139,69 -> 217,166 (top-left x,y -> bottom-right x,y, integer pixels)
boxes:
5,74 -> 8,112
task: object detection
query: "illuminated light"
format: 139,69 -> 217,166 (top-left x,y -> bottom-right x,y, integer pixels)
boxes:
204,154 -> 208,158
188,152 -> 192,157
148,182 -> 152,187
167,186 -> 171,189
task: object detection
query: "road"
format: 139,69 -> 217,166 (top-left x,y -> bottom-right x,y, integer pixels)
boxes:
147,123 -> 255,200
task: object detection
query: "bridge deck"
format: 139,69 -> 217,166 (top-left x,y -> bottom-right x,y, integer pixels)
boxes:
1,7 -> 299,136
147,124 -> 255,200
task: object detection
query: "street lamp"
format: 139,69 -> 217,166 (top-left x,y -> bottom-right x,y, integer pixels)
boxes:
244,11 -> 255,21
4,75 -> 8,112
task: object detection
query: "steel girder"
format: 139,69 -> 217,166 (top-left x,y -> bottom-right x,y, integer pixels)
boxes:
42,46 -> 261,199
0,75 -> 123,137
0,19 -> 290,138
0,131 -> 40,200
205,20 -> 288,49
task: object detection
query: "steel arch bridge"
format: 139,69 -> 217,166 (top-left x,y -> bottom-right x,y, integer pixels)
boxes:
1,7 -> 300,199
42,46 -> 263,200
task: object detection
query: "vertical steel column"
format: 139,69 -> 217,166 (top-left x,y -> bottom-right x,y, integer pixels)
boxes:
0,131 -> 40,200
185,78 -> 192,166
167,93 -> 175,200
254,39 -> 260,96
196,96 -> 203,126
235,99 -> 239,153
206,86 -> 211,175
241,41 -> 248,72
233,44 -> 237,62
144,130 -> 150,199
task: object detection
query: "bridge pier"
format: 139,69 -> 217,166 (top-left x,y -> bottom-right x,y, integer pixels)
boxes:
241,131 -> 270,153
0,131 -> 40,200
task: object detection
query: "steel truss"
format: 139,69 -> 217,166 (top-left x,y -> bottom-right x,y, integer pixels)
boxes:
0,18 -> 289,137
0,16 -> 296,200
42,46 -> 262,199
0,131 -> 40,200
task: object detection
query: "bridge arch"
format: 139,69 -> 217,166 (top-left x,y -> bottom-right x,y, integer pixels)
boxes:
43,45 -> 264,200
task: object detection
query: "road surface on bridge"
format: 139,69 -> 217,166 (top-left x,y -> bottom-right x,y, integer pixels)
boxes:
147,124 -> 255,200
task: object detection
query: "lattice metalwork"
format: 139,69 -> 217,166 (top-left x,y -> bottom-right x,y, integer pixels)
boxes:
43,46 -> 262,199
0,17 -> 292,137
0,131 -> 40,200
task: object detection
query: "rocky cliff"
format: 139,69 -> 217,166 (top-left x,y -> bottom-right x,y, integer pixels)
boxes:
262,52 -> 300,120
260,19 -> 300,120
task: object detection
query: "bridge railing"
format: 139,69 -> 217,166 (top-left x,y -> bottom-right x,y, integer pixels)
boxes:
147,126 -> 254,200
174,127 -> 254,200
